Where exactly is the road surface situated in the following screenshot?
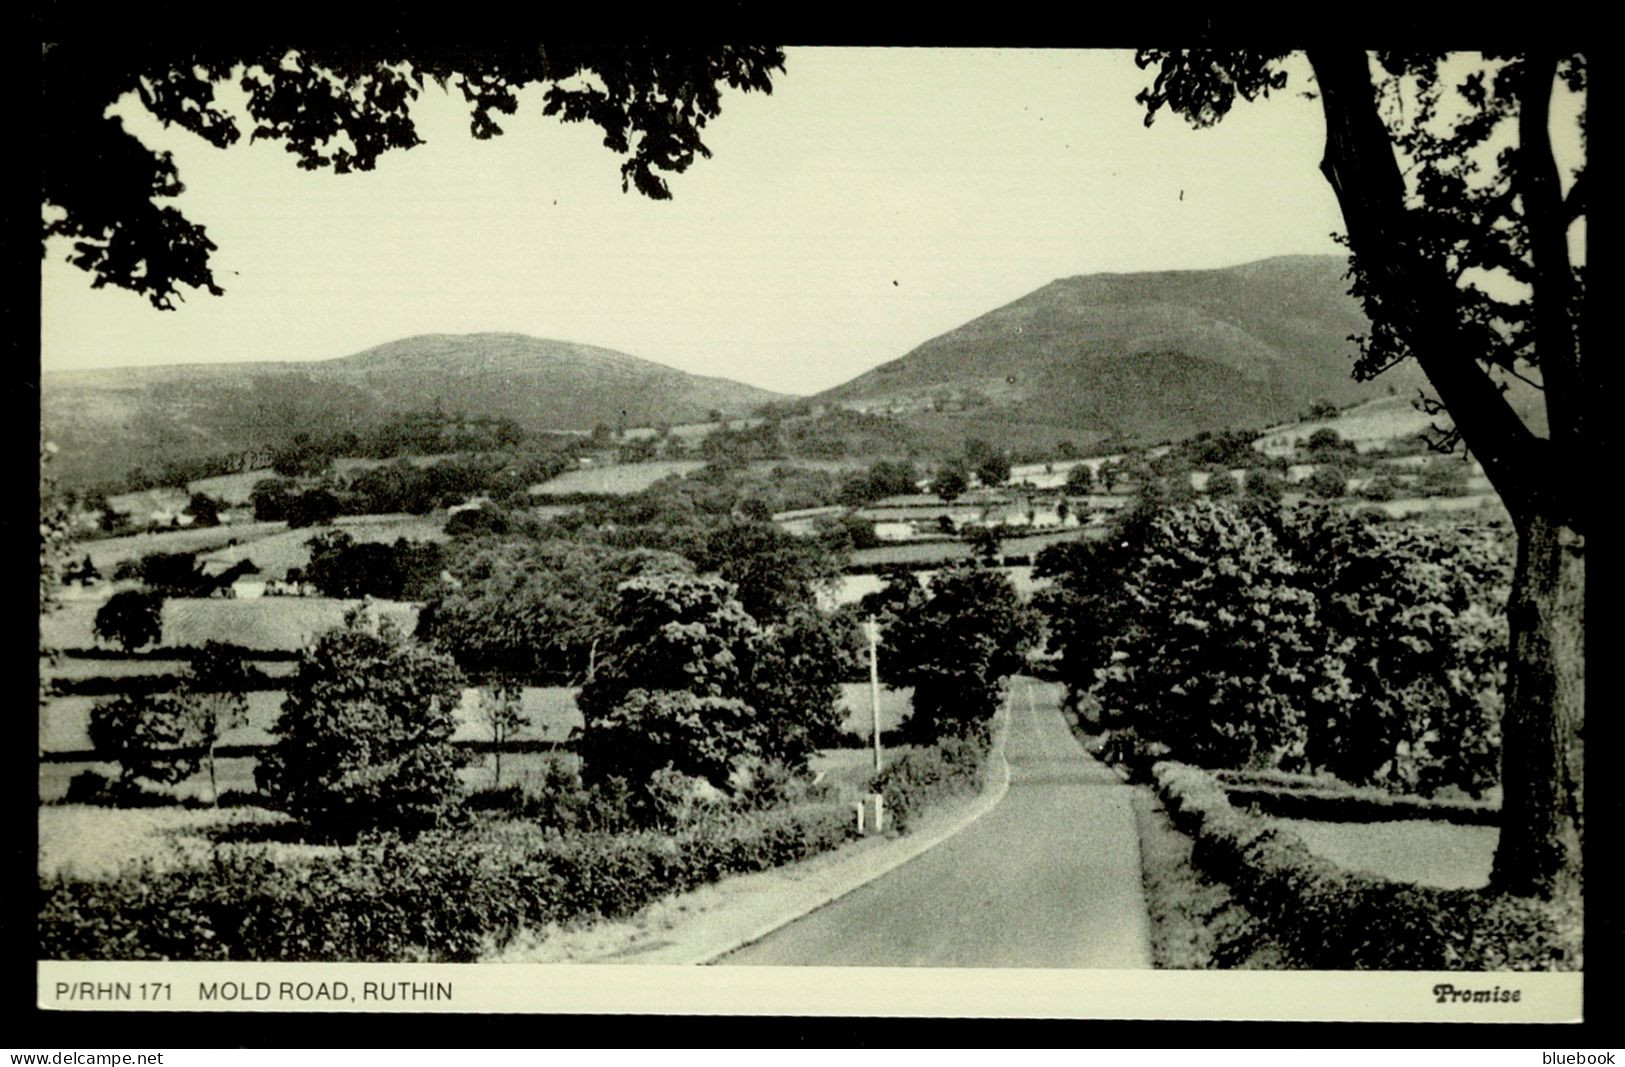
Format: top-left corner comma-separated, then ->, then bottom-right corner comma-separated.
718,678 -> 1151,967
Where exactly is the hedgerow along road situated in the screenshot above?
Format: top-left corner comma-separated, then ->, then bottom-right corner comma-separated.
718,678 -> 1153,967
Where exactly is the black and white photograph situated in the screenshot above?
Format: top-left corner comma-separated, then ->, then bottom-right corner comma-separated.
34,32 -> 1587,1020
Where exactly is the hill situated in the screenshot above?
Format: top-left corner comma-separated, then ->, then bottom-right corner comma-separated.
41,333 -> 786,485
818,255 -> 1430,448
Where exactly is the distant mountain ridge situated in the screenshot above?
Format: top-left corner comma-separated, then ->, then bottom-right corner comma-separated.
818,254 -> 1428,446
41,333 -> 786,484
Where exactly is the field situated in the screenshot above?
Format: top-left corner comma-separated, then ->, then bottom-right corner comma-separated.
849,529 -> 1089,570
193,512 -> 449,579
40,682 -> 583,757
835,683 -> 914,739
72,521 -> 288,575
188,467 -> 276,505
529,460 -> 705,496
1255,396 -> 1439,455
1272,816 -> 1497,890
824,566 -> 1046,609
39,597 -> 422,654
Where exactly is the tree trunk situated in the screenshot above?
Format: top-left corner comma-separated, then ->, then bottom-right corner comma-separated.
1305,49 -> 1585,897
1491,514 -> 1584,897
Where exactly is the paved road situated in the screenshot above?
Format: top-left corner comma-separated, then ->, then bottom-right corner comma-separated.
718,679 -> 1152,967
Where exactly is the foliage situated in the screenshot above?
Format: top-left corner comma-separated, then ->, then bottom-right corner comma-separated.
1305,465 -> 1350,499
285,488 -> 341,528
303,531 -> 446,600
576,573 -> 764,794
746,605 -> 852,763
877,561 -> 1037,743
184,492 -> 222,527
255,608 -> 467,839
1135,47 -> 1586,894
963,438 -> 1010,487
42,41 -> 786,308
87,692 -> 201,788
475,679 -> 530,788
1277,507 -> 1509,795
693,519 -> 842,626
93,590 -> 164,651
40,444 -> 74,704
418,539 -> 691,686
932,465 -> 968,503
1063,463 -> 1097,495
871,729 -> 992,833
1042,499 -> 1510,795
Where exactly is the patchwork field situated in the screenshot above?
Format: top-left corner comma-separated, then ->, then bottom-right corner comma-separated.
39,597 -> 422,654
529,460 -> 705,496
188,468 -> 276,505
1256,397 -> 1439,455
1273,816 -> 1497,890
71,522 -> 289,575
193,512 -> 449,579
849,529 -> 1089,570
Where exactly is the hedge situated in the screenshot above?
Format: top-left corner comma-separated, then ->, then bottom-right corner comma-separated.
1221,783 -> 1500,826
1151,762 -> 1579,970
1211,768 -> 1499,825
870,727 -> 992,833
39,802 -> 855,962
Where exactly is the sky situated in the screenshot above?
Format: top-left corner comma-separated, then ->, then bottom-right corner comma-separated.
39,48 -> 1353,396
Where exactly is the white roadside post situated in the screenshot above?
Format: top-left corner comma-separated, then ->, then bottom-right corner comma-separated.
865,616 -> 883,774
865,616 -> 886,833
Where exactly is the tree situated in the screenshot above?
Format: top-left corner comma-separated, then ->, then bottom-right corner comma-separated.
185,492 -> 222,528
881,561 -> 1038,743
256,608 -> 466,838
1136,49 -> 1586,894
88,692 -> 202,791
475,678 -> 530,788
93,590 -> 164,651
285,488 -> 341,528
1064,463 -> 1097,495
40,444 -> 73,707
694,520 -> 841,626
176,640 -> 260,804
1305,465 -> 1350,499
419,540 -> 692,686
576,574 -> 765,797
932,466 -> 968,504
964,438 -> 1011,487
746,605 -> 850,766
41,40 -> 786,309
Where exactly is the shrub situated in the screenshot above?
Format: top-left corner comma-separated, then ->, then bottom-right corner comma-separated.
255,607 -> 467,839
87,692 -> 202,789
93,591 -> 164,652
871,725 -> 991,833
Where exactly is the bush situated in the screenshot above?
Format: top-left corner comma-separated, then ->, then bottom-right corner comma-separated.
87,692 -> 202,788
93,591 -> 164,652
1151,762 -> 1579,970
255,608 -> 467,839
870,725 -> 991,833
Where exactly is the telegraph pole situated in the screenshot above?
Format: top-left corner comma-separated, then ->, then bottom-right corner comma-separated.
865,616 -> 883,773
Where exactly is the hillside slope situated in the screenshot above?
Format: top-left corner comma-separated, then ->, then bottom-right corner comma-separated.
819,255 -> 1429,446
41,333 -> 785,484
